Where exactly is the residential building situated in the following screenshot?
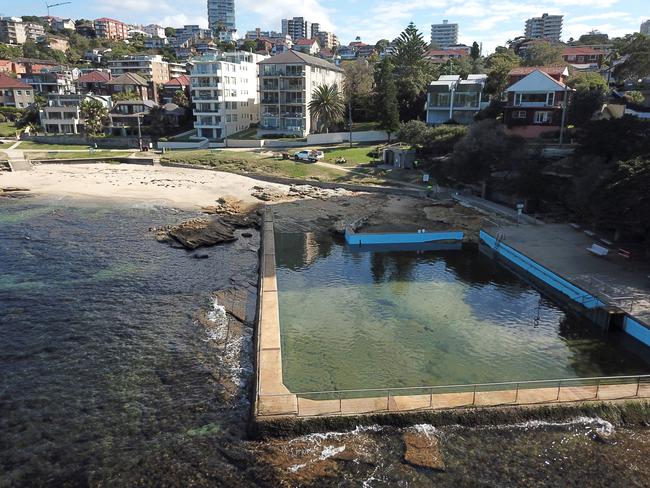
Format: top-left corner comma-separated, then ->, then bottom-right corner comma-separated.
190,51 -> 266,140
431,20 -> 458,48
144,24 -> 166,38
426,74 -> 488,125
245,28 -> 286,40
25,23 -> 46,41
338,46 -> 358,60
258,50 -> 344,136
504,67 -> 572,138
106,72 -> 150,100
84,48 -> 111,64
315,31 -> 339,50
282,17 -> 311,40
561,47 -> 604,71
75,23 -> 95,38
525,13 -> 563,41
507,66 -> 569,86
20,70 -> 77,95
425,49 -> 468,63
108,55 -> 174,85
161,74 -> 190,104
0,17 -> 27,45
76,70 -> 111,95
0,73 -> 34,108
144,37 -> 169,49
168,62 -> 188,79
174,25 -> 212,45
208,0 -> 236,36
94,18 -> 129,40
294,38 -> 320,55
52,18 -> 75,32
108,99 -> 156,137
40,93 -> 112,134
640,20 -> 650,36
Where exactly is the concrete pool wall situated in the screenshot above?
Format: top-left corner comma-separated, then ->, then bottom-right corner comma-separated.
480,230 -> 650,348
253,214 -> 650,419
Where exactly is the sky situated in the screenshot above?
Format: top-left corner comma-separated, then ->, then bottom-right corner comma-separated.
3,0 -> 648,53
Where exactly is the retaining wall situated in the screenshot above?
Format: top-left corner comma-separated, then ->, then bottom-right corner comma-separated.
32,157 -> 154,166
306,130 -> 393,145
158,140 -> 208,150
22,135 -> 145,149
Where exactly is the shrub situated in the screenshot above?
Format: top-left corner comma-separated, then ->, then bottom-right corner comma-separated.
398,120 -> 467,156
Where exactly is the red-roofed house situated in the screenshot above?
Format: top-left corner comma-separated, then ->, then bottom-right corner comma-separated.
504,68 -> 573,138
0,73 -> 35,108
0,60 -> 14,74
161,74 -> 190,104
425,49 -> 468,63
76,70 -> 111,95
507,66 -> 569,86
561,47 -> 604,71
293,38 -> 320,55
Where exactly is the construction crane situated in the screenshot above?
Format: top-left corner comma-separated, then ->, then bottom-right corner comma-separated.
46,1 -> 72,17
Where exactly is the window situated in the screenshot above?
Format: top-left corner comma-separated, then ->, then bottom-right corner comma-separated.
513,110 -> 526,119
16,90 -> 22,95
546,92 -> 555,106
534,111 -> 551,124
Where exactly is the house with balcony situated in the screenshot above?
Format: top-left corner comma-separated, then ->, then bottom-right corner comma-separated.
504,68 -> 573,138
76,70 -> 111,95
258,50 -> 344,137
108,99 -> 157,136
162,74 -> 191,104
40,93 -> 112,134
561,47 -> 604,72
0,73 -> 34,108
426,74 -> 488,125
106,72 -> 150,100
190,51 -> 267,141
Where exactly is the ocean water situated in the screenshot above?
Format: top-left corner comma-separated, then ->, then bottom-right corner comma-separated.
0,198 -> 259,486
275,232 -> 650,393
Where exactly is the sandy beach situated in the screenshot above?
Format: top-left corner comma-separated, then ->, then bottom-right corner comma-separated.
0,163 -> 290,210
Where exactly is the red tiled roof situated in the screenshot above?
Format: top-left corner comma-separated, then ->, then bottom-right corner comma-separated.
94,18 -> 125,23
425,49 -> 468,57
508,66 -> 568,76
77,70 -> 111,83
164,74 -> 190,87
562,47 -> 602,56
0,73 -> 32,89
296,38 -> 316,45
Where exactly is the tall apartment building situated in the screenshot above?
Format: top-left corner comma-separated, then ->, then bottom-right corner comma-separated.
641,20 -> 650,36
94,18 -> 129,40
108,55 -> 184,86
25,22 -> 46,41
525,13 -> 563,41
190,51 -> 266,140
281,17 -> 312,40
315,31 -> 339,49
245,28 -> 286,40
431,20 -> 458,48
0,17 -> 27,45
208,0 -> 236,36
258,50 -> 344,136
173,25 -> 212,45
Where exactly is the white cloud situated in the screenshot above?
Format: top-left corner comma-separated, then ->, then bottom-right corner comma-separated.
157,14 -> 209,29
237,0 -> 337,32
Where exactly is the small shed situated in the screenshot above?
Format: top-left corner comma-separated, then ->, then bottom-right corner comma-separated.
383,145 -> 416,169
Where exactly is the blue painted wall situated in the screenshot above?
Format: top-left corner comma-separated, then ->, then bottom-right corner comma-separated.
346,230 -> 464,246
480,230 -> 604,309
623,316 -> 650,347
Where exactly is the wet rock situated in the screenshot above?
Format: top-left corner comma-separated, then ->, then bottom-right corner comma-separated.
592,431 -> 614,445
330,216 -> 367,235
402,431 -> 445,471
192,253 -> 210,259
168,218 -> 237,250
214,287 -> 250,323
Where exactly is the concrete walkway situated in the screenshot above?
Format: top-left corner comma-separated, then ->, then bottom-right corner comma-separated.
496,224 -> 650,322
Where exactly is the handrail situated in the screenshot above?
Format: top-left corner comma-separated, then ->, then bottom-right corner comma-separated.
261,374 -> 650,398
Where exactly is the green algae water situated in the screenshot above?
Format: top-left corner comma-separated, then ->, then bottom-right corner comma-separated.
275,232 -> 650,393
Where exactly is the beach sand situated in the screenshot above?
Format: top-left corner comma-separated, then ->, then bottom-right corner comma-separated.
0,163 -> 290,210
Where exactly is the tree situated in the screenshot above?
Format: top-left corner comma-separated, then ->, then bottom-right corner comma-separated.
397,120 -> 467,155
612,34 -> 650,81
470,41 -> 480,60
484,49 -> 521,97
172,90 -> 189,108
148,106 -> 171,136
0,43 -> 22,59
241,39 -> 257,52
165,27 -> 176,38
112,91 -> 141,102
80,99 -> 109,136
451,119 -> 527,193
577,116 -> 650,163
308,84 -> 345,133
524,41 -> 563,66
392,22 -> 436,121
342,59 -> 375,122
374,57 -> 400,139
567,72 -> 609,126
375,39 -> 390,53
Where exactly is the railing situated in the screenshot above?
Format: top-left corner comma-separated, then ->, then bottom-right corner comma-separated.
256,374 -> 650,417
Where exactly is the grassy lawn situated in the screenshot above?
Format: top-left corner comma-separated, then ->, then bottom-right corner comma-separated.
26,151 -> 131,160
322,144 -> 382,167
161,149 -> 395,184
0,122 -> 19,137
351,121 -> 382,132
17,141 -> 91,150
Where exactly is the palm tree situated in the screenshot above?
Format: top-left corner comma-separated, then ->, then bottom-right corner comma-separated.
309,84 -> 345,133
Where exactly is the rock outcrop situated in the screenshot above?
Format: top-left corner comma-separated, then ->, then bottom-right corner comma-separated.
402,431 -> 445,471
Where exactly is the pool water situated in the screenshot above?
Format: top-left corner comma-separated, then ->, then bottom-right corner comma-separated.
275,233 -> 650,393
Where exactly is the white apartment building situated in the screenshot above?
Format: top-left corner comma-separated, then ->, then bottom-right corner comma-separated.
40,93 -> 112,134
0,17 -> 27,45
641,20 -> 650,36
144,24 -> 166,38
258,50 -> 344,137
525,13 -> 563,41
431,20 -> 458,48
25,22 -> 46,41
190,51 -> 267,140
52,18 -> 75,32
108,55 -> 182,85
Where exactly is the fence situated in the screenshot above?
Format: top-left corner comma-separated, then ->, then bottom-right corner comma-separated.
306,130 -> 394,145
256,374 -> 650,417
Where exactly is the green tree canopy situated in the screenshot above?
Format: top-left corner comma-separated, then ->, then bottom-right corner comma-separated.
524,41 -> 564,66
612,34 -> 650,81
308,84 -> 345,133
577,116 -> 650,162
172,90 -> 190,108
484,49 -> 521,97
374,57 -> 400,137
80,99 -> 109,136
567,72 -> 609,125
398,120 -> 467,155
342,59 -> 375,122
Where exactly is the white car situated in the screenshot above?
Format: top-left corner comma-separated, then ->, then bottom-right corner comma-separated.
293,150 -> 324,162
